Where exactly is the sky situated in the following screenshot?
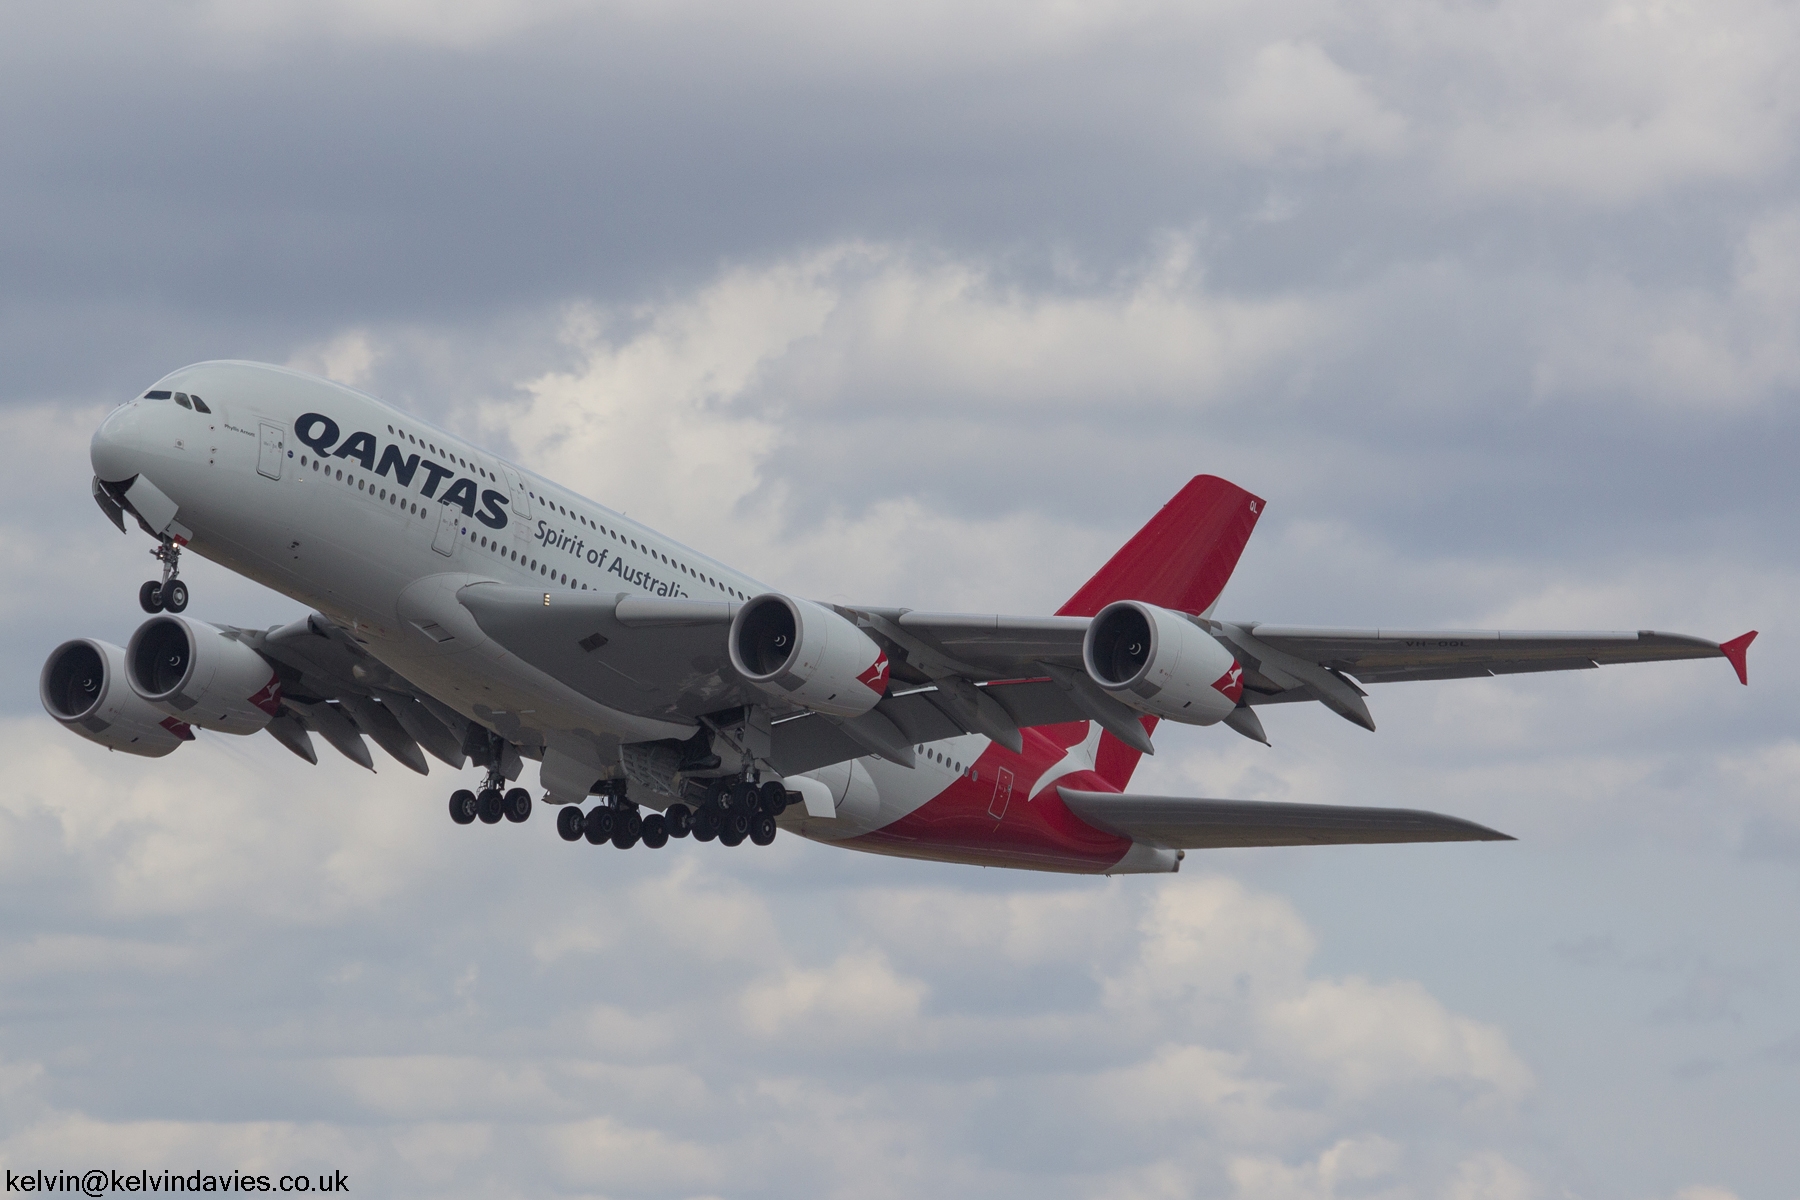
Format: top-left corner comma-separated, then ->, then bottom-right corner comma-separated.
1,1 -> 1796,1197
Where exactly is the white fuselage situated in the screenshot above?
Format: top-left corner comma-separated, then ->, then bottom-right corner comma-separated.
87,361 -> 1156,871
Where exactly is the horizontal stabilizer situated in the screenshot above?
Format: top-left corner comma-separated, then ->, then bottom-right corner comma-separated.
1058,787 -> 1511,849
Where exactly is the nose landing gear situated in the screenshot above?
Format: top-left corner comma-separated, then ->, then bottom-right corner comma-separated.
139,537 -> 188,613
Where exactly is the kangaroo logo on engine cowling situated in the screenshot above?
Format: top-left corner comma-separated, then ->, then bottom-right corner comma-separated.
856,654 -> 891,696
295,412 -> 510,530
1212,663 -> 1244,703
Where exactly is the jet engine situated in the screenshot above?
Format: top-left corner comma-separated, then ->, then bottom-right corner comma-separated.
40,638 -> 194,757
729,593 -> 891,718
126,615 -> 283,734
1083,600 -> 1243,726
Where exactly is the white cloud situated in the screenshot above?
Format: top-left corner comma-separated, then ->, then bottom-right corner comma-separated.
1209,41 -> 1408,166
1533,206 -> 1800,406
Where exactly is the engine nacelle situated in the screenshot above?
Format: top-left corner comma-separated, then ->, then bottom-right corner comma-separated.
126,615 -> 283,735
1083,601 -> 1244,726
729,593 -> 891,719
40,638 -> 194,757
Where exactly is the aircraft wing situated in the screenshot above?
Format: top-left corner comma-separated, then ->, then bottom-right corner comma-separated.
1058,787 -> 1512,848
452,585 -> 1754,762
1226,624 -> 1746,686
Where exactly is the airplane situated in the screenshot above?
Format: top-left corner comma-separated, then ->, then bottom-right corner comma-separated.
39,361 -> 1757,874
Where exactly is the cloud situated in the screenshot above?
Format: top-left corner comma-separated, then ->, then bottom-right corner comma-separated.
4,0 -> 1799,1194
1209,41 -> 1409,166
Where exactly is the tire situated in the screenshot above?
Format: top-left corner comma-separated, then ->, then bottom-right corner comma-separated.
556,805 -> 586,842
750,811 -> 777,845
640,814 -> 669,848
712,779 -> 736,812
138,581 -> 164,613
584,807 -> 615,845
759,780 -> 788,815
718,822 -> 747,847
611,809 -> 641,849
476,788 -> 504,824
692,810 -> 718,842
162,579 -> 189,613
665,804 -> 693,838
504,788 -> 532,823
449,789 -> 478,825
722,811 -> 750,840
730,780 -> 759,812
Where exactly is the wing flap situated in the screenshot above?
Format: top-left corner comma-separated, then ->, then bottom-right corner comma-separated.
1058,787 -> 1512,848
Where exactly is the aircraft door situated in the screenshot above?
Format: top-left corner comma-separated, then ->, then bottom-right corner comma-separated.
500,465 -> 531,522
988,766 -> 1014,820
257,423 -> 284,480
431,501 -> 460,556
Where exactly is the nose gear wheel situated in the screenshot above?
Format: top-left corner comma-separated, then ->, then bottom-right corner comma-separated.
140,536 -> 187,613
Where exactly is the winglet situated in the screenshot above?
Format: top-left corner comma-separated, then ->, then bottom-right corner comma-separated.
1720,631 -> 1756,685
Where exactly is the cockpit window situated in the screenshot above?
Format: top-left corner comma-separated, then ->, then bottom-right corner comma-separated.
144,390 -> 172,400
173,392 -> 193,409
189,394 -> 211,413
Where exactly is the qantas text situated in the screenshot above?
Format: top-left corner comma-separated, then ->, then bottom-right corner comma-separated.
294,413 -> 509,530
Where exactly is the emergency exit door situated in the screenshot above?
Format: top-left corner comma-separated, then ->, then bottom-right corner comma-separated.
257,423 -> 284,480
431,501 -> 460,556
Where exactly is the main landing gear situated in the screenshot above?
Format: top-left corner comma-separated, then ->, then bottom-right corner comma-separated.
556,777 -> 793,851
138,536 -> 188,613
448,763 -> 532,827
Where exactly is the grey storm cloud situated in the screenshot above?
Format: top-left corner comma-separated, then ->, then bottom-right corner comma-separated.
1,1 -> 1797,1197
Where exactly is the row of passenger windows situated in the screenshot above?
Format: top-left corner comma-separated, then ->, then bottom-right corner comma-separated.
914,745 -> 977,779
380,419 -> 746,600
142,389 -> 212,414
298,452 -> 591,590
519,486 -> 750,600
300,454 -> 430,518
385,423 -> 498,483
314,427 -> 753,601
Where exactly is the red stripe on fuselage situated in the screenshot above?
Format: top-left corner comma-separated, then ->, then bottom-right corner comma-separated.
843,722 -> 1134,873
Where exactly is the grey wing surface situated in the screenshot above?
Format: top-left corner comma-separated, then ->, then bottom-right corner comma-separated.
1216,623 -> 1739,698
1058,788 -> 1512,848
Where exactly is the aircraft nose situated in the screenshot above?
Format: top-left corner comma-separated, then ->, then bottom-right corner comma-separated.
91,401 -> 147,483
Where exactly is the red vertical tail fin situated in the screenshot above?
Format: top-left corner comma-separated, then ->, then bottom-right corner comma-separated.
1056,475 -> 1265,619
1062,475 -> 1264,791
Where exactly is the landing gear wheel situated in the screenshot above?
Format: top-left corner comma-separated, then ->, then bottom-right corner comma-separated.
476,788 -> 504,824
161,579 -> 189,613
692,809 -> 719,842
718,821 -> 747,847
556,805 -> 586,841
750,811 -> 777,845
721,810 -> 750,841
759,780 -> 788,815
449,789 -> 478,825
730,780 -> 759,812
139,581 -> 164,613
503,788 -> 533,823
665,804 -> 693,838
640,814 -> 669,848
611,808 -> 642,849
584,807 -> 615,845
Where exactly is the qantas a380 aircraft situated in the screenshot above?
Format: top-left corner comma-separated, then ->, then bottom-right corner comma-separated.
41,361 -> 1757,874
